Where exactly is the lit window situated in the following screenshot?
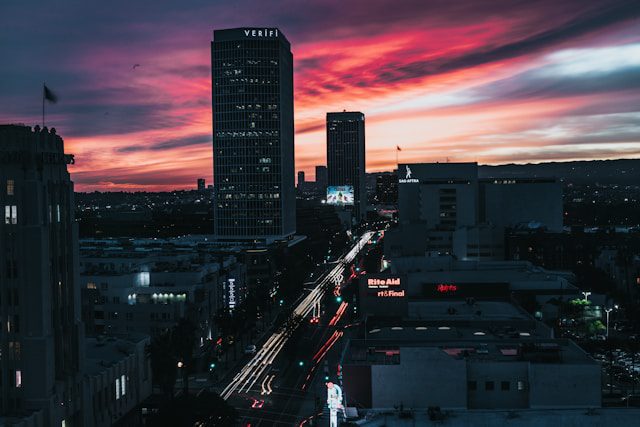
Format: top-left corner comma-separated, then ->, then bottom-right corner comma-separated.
121,374 -> 126,396
4,205 -> 17,225
7,180 -> 14,196
15,370 -> 22,388
115,378 -> 121,400
56,204 -> 61,222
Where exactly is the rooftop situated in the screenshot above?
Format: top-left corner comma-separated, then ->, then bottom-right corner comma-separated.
85,333 -> 149,375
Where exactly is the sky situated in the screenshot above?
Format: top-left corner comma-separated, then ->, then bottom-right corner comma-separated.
1,0 -> 639,191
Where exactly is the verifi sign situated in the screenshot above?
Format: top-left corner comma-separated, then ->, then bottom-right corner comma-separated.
244,28 -> 279,37
367,277 -> 401,289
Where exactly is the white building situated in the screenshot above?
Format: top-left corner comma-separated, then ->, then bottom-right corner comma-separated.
79,238 -> 247,342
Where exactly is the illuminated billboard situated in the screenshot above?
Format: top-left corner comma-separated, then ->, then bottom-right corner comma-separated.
326,186 -> 354,206
360,274 -> 408,316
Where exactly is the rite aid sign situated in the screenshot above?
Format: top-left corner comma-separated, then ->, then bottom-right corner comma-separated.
367,277 -> 401,289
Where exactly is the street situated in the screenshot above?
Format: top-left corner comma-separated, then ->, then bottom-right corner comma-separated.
218,231 -> 374,425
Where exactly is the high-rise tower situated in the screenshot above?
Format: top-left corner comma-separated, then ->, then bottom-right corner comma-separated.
326,112 -> 366,222
212,28 -> 295,244
0,124 -> 84,424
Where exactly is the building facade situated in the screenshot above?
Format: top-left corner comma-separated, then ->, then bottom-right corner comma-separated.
0,125 -> 150,426
79,238 -> 247,342
0,125 -> 84,425
327,112 -> 366,222
388,163 -> 562,260
212,27 -> 295,244
315,165 -> 328,193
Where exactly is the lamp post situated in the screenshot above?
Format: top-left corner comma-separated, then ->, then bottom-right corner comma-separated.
604,305 -> 618,338
581,291 -> 591,303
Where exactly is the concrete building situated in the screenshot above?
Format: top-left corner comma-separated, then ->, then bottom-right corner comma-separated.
79,238 -> 247,342
297,171 -> 305,189
375,172 -> 398,205
0,125 -> 150,426
0,124 -> 84,425
197,178 -> 206,191
327,112 -> 366,222
315,165 -> 328,193
82,334 -> 151,427
211,27 -> 295,244
342,300 -> 600,410
388,163 -> 562,260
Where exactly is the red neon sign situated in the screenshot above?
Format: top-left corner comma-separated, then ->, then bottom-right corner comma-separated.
437,284 -> 458,293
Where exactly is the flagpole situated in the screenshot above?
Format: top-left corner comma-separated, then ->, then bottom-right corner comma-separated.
42,82 -> 45,128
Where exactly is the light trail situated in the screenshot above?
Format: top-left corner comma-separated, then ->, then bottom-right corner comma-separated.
328,301 -> 348,327
220,231 -> 373,400
302,330 -> 344,390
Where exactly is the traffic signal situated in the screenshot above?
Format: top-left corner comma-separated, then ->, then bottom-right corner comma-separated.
298,360 -> 304,367
336,296 -> 343,303
209,362 -> 216,370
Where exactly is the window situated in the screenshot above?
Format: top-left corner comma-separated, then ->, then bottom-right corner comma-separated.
517,380 -> 526,391
501,381 -> 510,391
15,370 -> 22,388
6,180 -> 14,196
468,380 -> 477,391
485,381 -> 494,391
9,342 -> 20,361
121,374 -> 126,397
115,378 -> 121,400
4,205 -> 17,225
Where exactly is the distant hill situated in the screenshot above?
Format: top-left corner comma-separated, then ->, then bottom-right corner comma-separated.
479,159 -> 640,185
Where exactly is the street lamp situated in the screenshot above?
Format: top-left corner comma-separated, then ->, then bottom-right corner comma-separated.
581,291 -> 591,303
604,305 -> 618,338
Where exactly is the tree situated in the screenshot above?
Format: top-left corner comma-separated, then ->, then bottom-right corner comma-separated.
146,318 -> 198,400
146,330 -> 178,400
173,318 -> 197,396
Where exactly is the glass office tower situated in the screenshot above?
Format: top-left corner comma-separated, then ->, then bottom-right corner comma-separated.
212,28 -> 295,243
327,111 -> 366,222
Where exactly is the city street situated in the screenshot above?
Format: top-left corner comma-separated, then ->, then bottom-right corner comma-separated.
217,231 -> 374,425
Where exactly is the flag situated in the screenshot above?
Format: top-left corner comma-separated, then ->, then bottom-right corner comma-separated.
396,146 -> 401,151
44,84 -> 58,103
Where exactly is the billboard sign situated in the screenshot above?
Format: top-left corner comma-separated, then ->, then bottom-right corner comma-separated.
421,282 -> 509,299
326,186 -> 354,206
360,274 -> 408,316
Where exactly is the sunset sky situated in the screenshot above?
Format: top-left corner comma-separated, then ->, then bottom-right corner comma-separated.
1,0 -> 639,191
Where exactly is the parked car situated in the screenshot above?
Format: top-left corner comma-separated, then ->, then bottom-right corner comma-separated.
244,344 -> 257,355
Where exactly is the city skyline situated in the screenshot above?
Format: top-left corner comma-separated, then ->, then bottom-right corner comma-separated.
1,0 -> 639,191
